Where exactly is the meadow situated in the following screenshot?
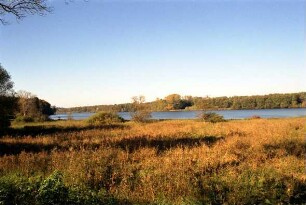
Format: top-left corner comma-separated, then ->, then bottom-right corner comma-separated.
0,117 -> 305,204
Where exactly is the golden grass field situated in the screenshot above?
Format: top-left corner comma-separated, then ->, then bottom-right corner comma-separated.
0,117 -> 305,204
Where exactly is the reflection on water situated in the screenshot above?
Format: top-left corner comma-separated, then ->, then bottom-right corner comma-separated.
50,108 -> 306,120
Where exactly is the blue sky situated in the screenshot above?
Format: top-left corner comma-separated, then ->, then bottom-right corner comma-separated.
0,0 -> 305,107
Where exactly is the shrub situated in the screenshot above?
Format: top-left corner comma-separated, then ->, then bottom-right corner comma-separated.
68,188 -> 120,205
37,171 -> 69,205
87,112 -> 124,125
131,110 -> 152,122
0,172 -> 120,205
34,115 -> 50,122
0,174 -> 41,205
197,112 -> 225,123
14,114 -> 50,123
14,115 -> 34,123
250,115 -> 261,119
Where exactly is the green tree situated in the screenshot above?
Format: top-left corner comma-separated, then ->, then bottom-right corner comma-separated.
0,65 -> 13,96
255,96 -> 265,109
232,97 -> 242,110
0,64 -> 16,129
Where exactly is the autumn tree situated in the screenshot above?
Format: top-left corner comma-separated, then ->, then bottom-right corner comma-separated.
164,94 -> 181,110
164,94 -> 192,110
151,98 -> 167,111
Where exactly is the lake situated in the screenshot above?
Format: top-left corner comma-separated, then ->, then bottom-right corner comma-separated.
50,108 -> 306,120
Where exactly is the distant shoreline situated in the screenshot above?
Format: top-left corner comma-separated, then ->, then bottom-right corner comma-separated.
56,92 -> 306,114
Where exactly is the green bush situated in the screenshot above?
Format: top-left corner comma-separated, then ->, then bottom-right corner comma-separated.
0,174 -> 41,205
0,172 -> 120,205
37,171 -> 69,205
14,114 -> 50,123
68,188 -> 120,205
196,175 -> 230,204
197,112 -> 225,123
87,112 -> 124,126
14,115 -> 35,123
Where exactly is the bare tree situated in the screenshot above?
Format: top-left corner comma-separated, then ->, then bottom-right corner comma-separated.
17,90 -> 36,116
131,95 -> 151,122
0,0 -> 51,24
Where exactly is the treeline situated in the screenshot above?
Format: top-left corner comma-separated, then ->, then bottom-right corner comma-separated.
57,92 -> 306,113
188,92 -> 306,110
1,90 -> 56,125
14,90 -> 56,122
0,65 -> 55,128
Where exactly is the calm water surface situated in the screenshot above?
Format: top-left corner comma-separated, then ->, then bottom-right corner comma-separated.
50,108 -> 306,120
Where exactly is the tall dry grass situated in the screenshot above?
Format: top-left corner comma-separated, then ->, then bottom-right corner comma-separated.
0,118 -> 305,204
